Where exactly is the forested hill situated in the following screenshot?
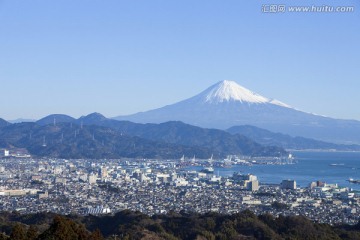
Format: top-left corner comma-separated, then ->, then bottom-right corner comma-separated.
0,114 -> 287,159
0,122 -> 211,159
0,210 -> 360,240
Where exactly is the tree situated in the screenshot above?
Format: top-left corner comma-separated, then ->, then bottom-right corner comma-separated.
90,229 -> 104,240
0,232 -> 8,240
10,223 -> 26,240
26,225 -> 39,240
38,215 -> 90,240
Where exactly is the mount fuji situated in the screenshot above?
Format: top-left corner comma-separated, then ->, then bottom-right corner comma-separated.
115,80 -> 360,144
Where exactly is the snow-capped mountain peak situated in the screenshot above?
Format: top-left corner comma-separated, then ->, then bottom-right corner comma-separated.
204,80 -> 269,104
203,80 -> 290,108
201,80 -> 292,108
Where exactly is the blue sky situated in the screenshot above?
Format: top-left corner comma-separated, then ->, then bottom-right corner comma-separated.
0,0 -> 359,120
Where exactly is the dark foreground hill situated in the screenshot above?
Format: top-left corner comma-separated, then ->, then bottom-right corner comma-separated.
0,210 -> 360,240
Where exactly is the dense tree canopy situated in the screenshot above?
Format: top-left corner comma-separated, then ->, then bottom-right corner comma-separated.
0,210 -> 359,239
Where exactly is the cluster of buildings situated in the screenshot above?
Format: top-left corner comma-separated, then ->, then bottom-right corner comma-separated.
0,157 -> 359,225
0,148 -> 30,158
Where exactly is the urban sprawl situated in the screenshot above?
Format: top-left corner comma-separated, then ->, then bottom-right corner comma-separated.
0,151 -> 359,226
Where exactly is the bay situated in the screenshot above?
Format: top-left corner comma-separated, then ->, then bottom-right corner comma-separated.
187,151 -> 360,190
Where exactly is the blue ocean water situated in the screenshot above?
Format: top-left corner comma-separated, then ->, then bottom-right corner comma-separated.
188,151 -> 360,190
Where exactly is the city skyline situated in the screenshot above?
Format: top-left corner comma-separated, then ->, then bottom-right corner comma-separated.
0,0 -> 359,120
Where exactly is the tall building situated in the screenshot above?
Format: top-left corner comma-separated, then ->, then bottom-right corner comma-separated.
247,180 -> 259,191
233,173 -> 259,191
281,180 -> 296,190
100,167 -> 108,178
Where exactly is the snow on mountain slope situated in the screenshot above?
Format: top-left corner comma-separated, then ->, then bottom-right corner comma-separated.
204,80 -> 269,104
203,80 -> 290,108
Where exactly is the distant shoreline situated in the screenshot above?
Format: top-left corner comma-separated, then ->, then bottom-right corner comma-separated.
287,149 -> 360,153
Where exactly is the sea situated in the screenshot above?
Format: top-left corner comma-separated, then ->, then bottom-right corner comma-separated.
187,151 -> 360,191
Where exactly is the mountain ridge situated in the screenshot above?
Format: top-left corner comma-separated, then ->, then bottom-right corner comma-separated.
0,122 -> 213,159
0,118 -> 9,128
2,112 -> 358,154
37,114 -> 75,126
227,125 -> 360,151
0,114 -> 287,158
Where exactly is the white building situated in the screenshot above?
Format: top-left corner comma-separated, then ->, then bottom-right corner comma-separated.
88,174 -> 97,184
247,180 -> 259,191
174,178 -> 189,187
1,149 -> 9,157
86,206 -> 111,215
